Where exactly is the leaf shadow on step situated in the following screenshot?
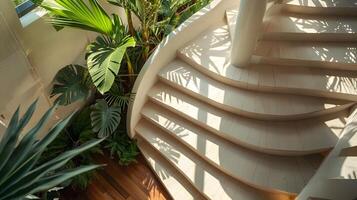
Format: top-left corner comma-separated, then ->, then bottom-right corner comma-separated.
283,0 -> 357,7
262,13 -> 357,95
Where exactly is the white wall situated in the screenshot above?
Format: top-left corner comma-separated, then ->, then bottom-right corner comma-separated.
0,0 -> 126,133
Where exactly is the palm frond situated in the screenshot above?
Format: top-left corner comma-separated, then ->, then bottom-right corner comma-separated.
40,0 -> 113,35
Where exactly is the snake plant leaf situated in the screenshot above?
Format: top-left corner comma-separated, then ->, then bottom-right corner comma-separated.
1,138 -> 104,198
0,100 -> 38,173
23,165 -> 101,198
0,104 -> 57,183
39,0 -> 113,35
87,35 -> 136,94
51,64 -> 92,106
0,101 -> 104,200
91,99 -> 121,138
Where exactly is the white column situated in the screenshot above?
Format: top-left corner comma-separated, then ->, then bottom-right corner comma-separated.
231,0 -> 267,67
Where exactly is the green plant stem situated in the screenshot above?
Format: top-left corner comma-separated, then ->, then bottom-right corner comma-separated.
125,9 -> 135,37
142,28 -> 150,61
125,52 -> 135,84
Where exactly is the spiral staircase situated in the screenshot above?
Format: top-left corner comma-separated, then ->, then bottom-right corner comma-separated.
128,0 -> 357,199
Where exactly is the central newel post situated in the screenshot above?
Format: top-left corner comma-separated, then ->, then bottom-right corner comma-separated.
231,0 -> 267,67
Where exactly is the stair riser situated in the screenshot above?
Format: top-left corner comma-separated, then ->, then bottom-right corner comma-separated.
138,117 -> 299,196
178,51 -> 357,101
263,33 -> 357,42
158,76 -> 353,121
252,56 -> 357,71
280,5 -> 357,16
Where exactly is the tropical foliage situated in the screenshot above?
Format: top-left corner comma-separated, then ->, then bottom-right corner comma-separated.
90,99 -> 121,138
51,64 -> 93,106
30,0 -> 211,194
39,107 -> 103,190
0,101 -> 104,200
38,0 -> 136,94
105,129 -> 139,166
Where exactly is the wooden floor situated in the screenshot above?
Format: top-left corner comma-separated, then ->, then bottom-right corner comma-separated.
85,154 -> 172,200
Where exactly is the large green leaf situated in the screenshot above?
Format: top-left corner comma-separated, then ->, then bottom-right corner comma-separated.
0,101 -> 104,200
87,35 -> 136,94
39,0 -> 113,35
90,99 -> 121,138
104,82 -> 134,108
51,64 -> 93,106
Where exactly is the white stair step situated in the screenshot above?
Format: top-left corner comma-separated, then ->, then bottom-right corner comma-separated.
136,121 -> 290,199
158,60 -> 350,120
147,87 -> 347,155
264,14 -> 357,41
140,104 -> 324,194
178,23 -> 357,101
253,41 -> 357,71
225,9 -> 357,70
280,0 -> 357,16
139,141 -> 206,200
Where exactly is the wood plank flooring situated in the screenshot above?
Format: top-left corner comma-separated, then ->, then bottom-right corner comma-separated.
85,154 -> 172,200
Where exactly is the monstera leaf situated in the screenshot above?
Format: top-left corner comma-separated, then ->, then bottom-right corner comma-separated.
87,35 -> 136,94
90,99 -> 121,138
51,64 -> 92,106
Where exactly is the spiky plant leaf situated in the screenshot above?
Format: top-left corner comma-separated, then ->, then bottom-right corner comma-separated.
51,64 -> 93,106
91,99 -> 121,138
0,101 -> 104,200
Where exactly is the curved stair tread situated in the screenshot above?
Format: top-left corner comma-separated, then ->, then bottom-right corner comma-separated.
283,0 -> 357,8
139,109 -> 324,194
147,87 -> 347,155
136,121 -> 289,199
264,14 -> 357,41
254,41 -> 357,71
139,141 -> 205,200
279,0 -> 357,16
178,23 -> 357,100
159,60 -> 349,120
